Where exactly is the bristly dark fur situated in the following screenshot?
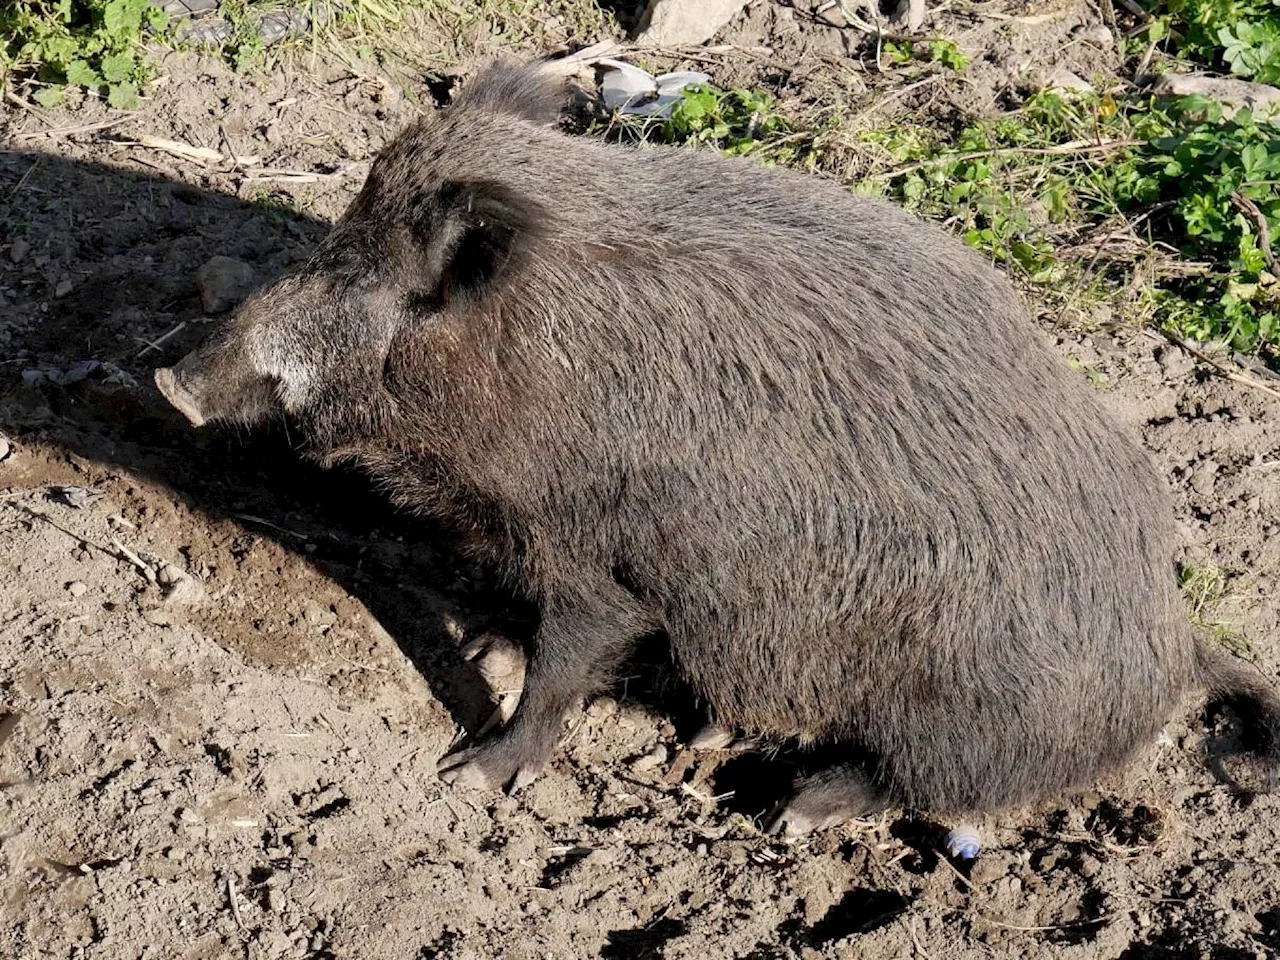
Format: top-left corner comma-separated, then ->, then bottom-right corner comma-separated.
155,60 -> 1280,818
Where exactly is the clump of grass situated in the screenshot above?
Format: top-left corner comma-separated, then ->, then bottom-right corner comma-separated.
1179,564 -> 1253,658
1,0 -> 170,109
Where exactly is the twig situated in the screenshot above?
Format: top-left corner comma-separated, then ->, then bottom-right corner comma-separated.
935,848 -> 973,889
240,165 -> 354,183
970,911 -> 1119,933
1164,332 -> 1280,403
872,138 -> 1141,179
905,917 -> 933,960
15,117 -> 130,141
110,537 -> 156,577
123,133 -> 224,165
111,133 -> 263,168
135,320 -> 188,358
1115,0 -> 1149,19
1230,192 -> 1278,275
232,513 -> 311,540
226,876 -> 243,929
4,89 -> 51,121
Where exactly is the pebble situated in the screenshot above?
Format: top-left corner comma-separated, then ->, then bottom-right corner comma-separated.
195,256 -> 257,313
46,485 -> 102,509
1072,23 -> 1114,48
301,599 -> 336,626
1046,68 -> 1094,95
1156,344 -> 1196,379
156,563 -> 184,587
54,278 -> 74,298
162,572 -> 207,608
1189,459 -> 1219,497
9,237 -> 28,263
635,0 -> 751,47
631,744 -> 669,772
66,581 -> 88,598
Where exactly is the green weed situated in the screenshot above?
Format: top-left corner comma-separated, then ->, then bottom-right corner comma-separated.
1144,0 -> 1280,83
1,0 -> 169,109
601,84 -> 834,172
883,37 -> 971,71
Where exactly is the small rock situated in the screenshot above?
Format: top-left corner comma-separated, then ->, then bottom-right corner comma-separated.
156,563 -> 185,587
1152,73 -> 1280,122
1189,459 -> 1218,497
195,256 -> 257,313
161,568 -> 206,607
46,485 -> 103,509
54,278 -> 74,298
816,4 -> 847,27
634,0 -> 750,46
9,237 -> 29,263
1141,388 -> 1179,423
586,696 -> 618,721
143,608 -> 176,627
66,581 -> 88,598
1156,345 -> 1196,379
1072,23 -> 1113,48
301,599 -> 335,626
165,846 -> 187,860
631,743 -> 669,772
1046,68 -> 1094,95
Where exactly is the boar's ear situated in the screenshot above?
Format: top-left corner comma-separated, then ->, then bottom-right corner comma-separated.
449,60 -> 566,126
401,180 -> 542,308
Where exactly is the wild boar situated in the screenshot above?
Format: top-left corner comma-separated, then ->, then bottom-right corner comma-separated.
155,59 -> 1280,835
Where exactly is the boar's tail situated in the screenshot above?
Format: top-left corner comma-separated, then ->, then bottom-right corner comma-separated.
1195,639 -> 1280,776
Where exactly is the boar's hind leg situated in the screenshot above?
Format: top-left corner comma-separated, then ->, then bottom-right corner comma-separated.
767,765 -> 889,839
437,582 -> 656,793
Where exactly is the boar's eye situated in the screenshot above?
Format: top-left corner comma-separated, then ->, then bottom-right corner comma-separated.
398,180 -> 542,313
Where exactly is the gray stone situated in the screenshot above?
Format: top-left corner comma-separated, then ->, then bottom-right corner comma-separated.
634,0 -> 750,47
195,256 -> 257,313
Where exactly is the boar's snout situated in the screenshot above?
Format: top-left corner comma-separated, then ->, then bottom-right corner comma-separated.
155,360 -> 206,428
154,344 -> 232,428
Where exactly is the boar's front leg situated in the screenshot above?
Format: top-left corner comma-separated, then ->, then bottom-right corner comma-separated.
437,581 -> 656,793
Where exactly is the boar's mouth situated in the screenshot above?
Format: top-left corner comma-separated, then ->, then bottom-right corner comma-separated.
154,366 -> 207,428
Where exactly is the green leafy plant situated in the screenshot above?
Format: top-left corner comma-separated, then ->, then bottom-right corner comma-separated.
601,84 -> 828,169
1,0 -> 169,109
863,87 -> 1279,360
883,37 -> 970,70
1143,0 -> 1280,84
661,85 -> 792,157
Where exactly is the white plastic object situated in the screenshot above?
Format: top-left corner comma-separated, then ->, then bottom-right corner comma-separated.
598,60 -> 711,118
945,823 -> 981,860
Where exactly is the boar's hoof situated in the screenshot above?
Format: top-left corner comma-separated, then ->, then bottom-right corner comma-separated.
437,741 -> 544,794
688,722 -> 737,751
461,631 -> 528,693
766,766 -> 887,839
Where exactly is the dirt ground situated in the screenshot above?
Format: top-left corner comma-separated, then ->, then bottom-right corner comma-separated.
2,1 -> 1279,958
